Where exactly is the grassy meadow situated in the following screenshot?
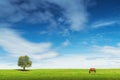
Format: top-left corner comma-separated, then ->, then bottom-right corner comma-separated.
0,69 -> 120,80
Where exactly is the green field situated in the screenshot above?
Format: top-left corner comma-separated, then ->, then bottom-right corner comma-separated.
0,69 -> 120,80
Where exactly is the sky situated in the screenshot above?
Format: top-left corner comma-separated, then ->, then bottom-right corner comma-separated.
0,0 -> 120,69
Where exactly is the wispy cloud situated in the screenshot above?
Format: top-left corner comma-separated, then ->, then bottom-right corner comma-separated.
92,20 -> 118,28
0,0 -> 88,32
0,28 -> 58,60
48,0 -> 88,31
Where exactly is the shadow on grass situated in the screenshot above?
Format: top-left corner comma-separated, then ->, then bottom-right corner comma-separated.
16,69 -> 30,71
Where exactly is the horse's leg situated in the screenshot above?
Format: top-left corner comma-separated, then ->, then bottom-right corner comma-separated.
94,70 -> 96,73
89,70 -> 91,74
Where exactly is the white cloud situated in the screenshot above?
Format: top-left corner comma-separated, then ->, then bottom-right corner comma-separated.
0,28 -> 58,60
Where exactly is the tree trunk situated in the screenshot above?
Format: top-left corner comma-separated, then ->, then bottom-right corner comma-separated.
23,67 -> 25,71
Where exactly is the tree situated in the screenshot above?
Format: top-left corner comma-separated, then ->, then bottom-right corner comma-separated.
18,55 -> 32,71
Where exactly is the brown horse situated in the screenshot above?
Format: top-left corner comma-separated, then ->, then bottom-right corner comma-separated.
89,68 -> 96,74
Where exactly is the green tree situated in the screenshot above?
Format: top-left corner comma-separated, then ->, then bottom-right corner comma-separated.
18,55 -> 32,71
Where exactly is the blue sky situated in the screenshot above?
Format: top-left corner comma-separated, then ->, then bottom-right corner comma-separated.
0,0 -> 120,69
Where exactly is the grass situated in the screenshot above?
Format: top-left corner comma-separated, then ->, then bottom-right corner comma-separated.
0,69 -> 120,80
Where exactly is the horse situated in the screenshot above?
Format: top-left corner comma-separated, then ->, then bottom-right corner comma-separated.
89,68 -> 96,74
